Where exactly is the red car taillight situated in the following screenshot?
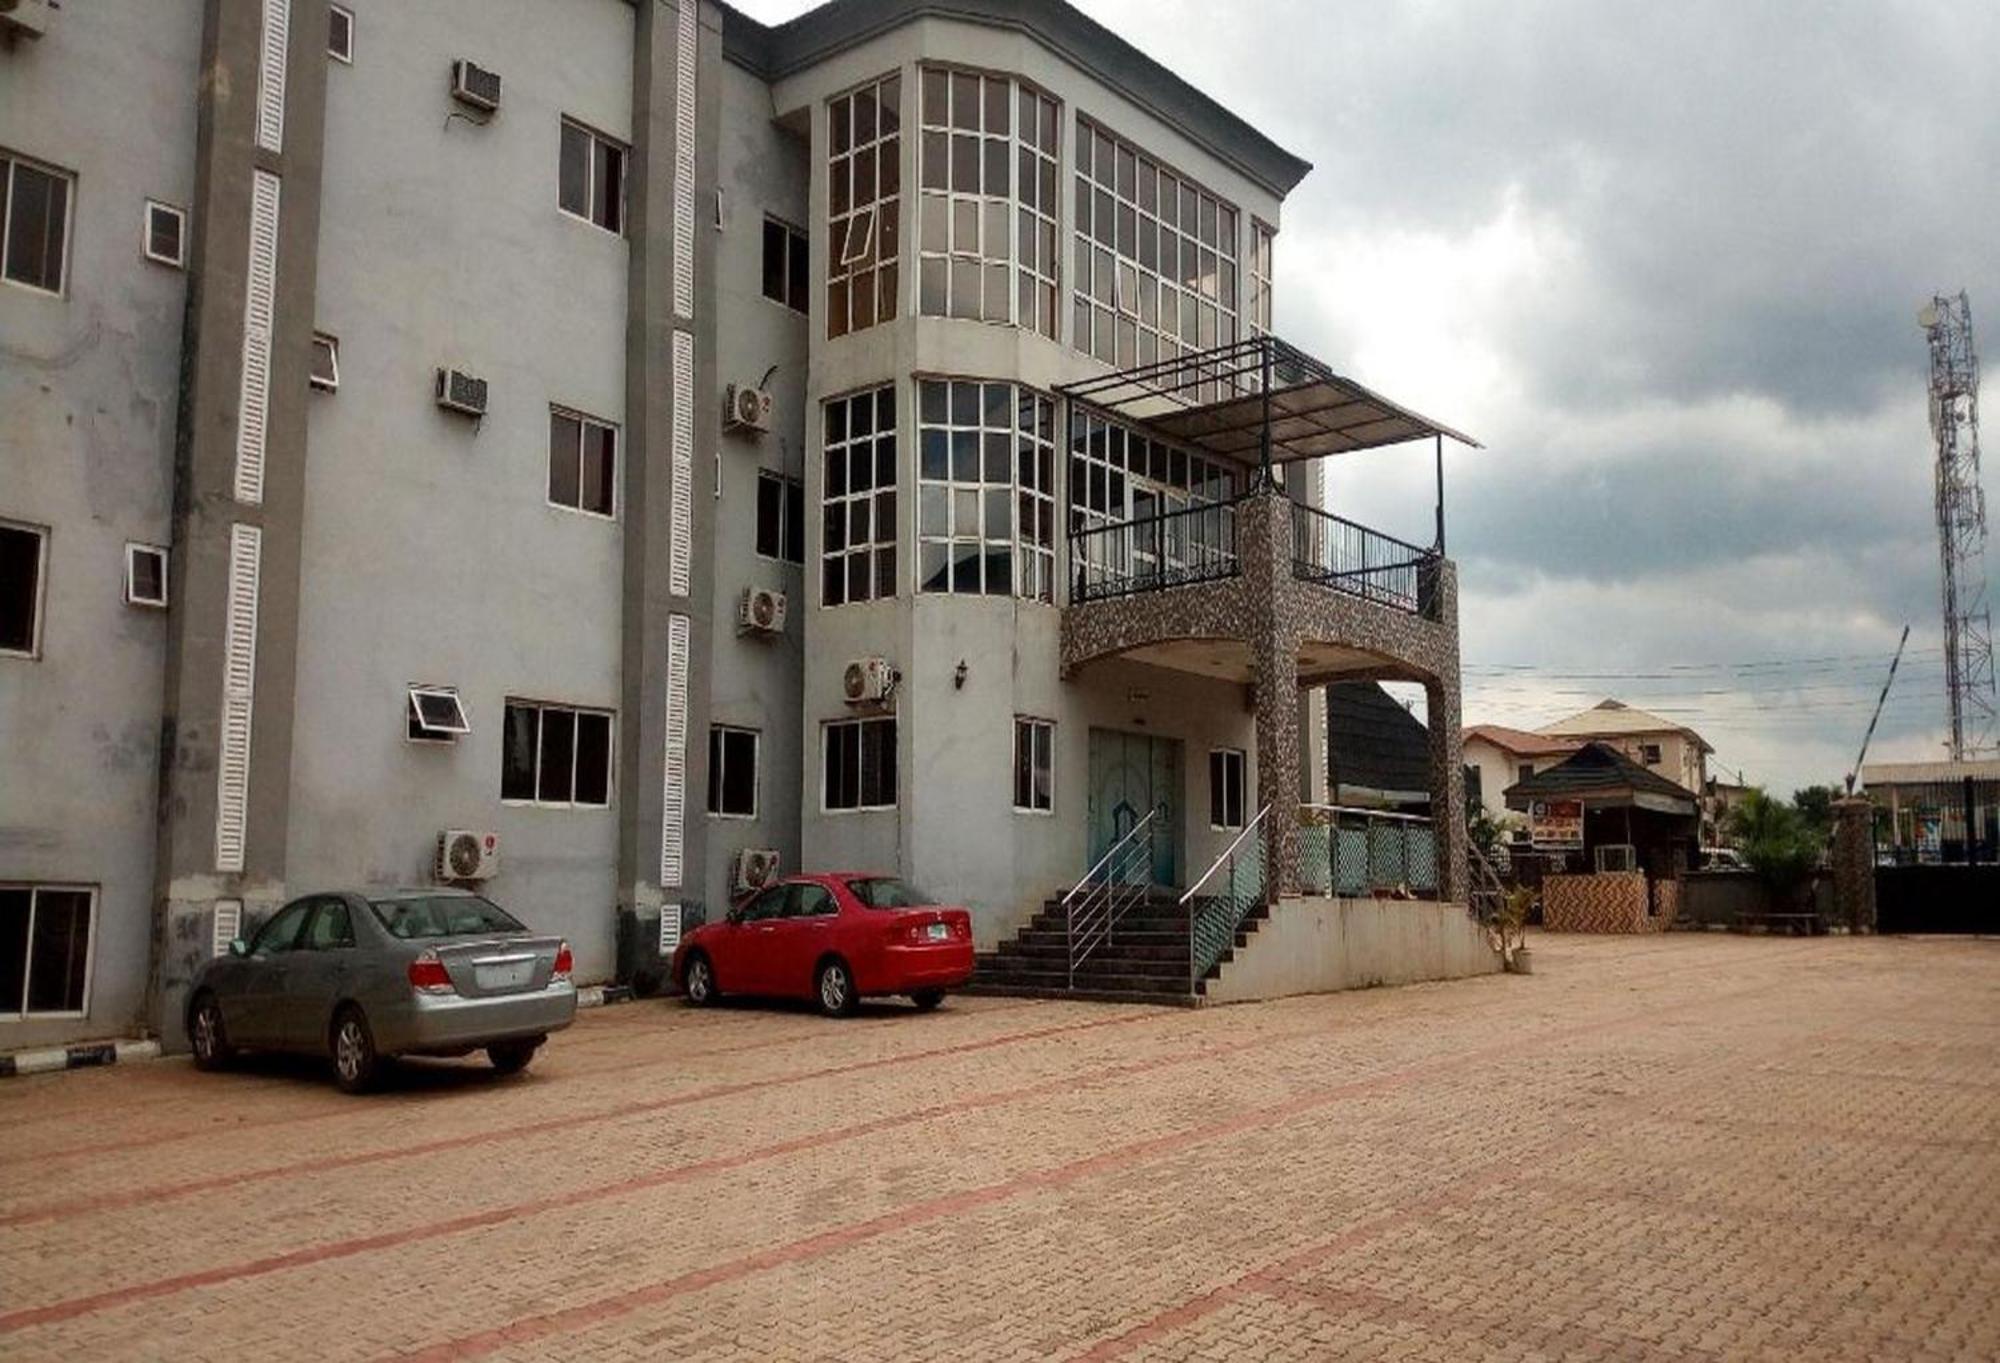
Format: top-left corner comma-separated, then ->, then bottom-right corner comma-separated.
553,941 -> 574,981
408,950 -> 455,995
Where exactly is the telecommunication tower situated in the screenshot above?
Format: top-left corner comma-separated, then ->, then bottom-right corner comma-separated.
1920,291 -> 1996,758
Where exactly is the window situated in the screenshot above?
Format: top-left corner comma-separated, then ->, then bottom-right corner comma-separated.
143,201 -> 186,269
369,894 -> 526,940
1067,409 -> 1240,590
1209,748 -> 1246,829
1517,762 -> 1534,786
548,409 -> 618,518
1,152 -> 74,294
785,883 -> 837,917
1640,743 -> 1663,766
825,74 -> 900,338
1013,717 -> 1054,813
739,884 -> 787,922
1,886 -> 95,1017
328,4 -> 354,62
558,118 -> 627,235
502,701 -> 614,808
407,685 -> 471,743
756,470 -> 805,564
821,386 -> 897,606
915,68 -> 1061,337
1247,221 -> 1274,336
304,899 -> 355,950
917,379 -> 1055,600
708,726 -> 759,818
846,876 -> 935,908
761,217 -> 809,312
0,520 -> 48,657
309,333 -> 340,392
824,717 -> 897,810
125,543 -> 168,609
1072,119 -> 1239,395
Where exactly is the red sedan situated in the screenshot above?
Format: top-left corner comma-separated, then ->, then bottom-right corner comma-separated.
672,873 -> 974,1016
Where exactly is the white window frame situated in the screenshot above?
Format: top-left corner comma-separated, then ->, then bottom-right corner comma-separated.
761,216 -> 809,313
1209,747 -> 1247,831
1013,716 -> 1055,814
547,406 -> 619,521
142,200 -> 187,269
825,72 -> 902,339
406,684 -> 471,743
0,518 -> 49,659
558,116 -> 629,237
822,716 -> 898,813
1248,219 -> 1275,337
328,3 -> 354,63
124,542 -> 169,609
755,468 -> 805,565
501,699 -> 616,810
0,151 -> 77,298
707,724 -> 761,820
309,332 -> 340,392
916,377 -> 1056,602
0,884 -> 99,1020
820,385 -> 898,607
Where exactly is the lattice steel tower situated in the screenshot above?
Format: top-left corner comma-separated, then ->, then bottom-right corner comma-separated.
1921,291 -> 1996,758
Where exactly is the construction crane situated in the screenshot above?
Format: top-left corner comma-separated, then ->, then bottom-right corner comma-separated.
1919,292 -> 1996,758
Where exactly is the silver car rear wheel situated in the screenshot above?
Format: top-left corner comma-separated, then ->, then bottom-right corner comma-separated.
189,994 -> 232,1071
331,1007 -> 380,1094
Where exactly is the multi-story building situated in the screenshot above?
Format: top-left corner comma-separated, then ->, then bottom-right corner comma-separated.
1,0 -> 1472,1048
1534,701 -> 1712,799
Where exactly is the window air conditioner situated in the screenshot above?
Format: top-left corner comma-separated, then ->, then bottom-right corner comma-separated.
434,367 -> 488,416
450,59 -> 502,112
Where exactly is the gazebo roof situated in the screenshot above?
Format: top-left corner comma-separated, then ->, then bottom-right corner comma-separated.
1502,742 -> 1700,818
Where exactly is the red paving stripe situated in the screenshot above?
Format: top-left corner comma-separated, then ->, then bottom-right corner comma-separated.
0,1025 -> 1300,1334
0,1007 -> 1167,1227
0,998 -> 1104,1172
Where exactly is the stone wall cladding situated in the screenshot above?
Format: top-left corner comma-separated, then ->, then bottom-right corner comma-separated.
1832,797 -> 1877,932
1060,489 -> 1467,903
1543,871 -> 1679,933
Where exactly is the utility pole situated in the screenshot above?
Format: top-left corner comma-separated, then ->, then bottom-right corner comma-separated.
1920,293 -> 1996,758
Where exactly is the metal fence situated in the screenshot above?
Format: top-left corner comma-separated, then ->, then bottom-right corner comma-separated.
1069,498 -> 1240,603
1298,807 -> 1438,897
1291,503 -> 1439,619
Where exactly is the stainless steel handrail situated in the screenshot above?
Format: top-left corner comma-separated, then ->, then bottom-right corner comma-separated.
1065,806 -> 1163,988
1179,803 -> 1272,907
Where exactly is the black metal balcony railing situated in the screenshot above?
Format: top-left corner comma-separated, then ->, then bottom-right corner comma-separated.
1069,499 -> 1240,603
1292,502 -> 1441,619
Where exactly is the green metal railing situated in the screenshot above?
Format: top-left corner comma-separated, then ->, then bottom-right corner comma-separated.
1297,806 -> 1438,897
1183,804 -> 1270,990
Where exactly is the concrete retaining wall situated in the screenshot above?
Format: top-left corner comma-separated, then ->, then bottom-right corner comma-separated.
1205,897 -> 1500,1004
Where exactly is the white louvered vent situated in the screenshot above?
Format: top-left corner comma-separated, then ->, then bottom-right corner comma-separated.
669,329 -> 694,597
212,900 -> 243,958
660,612 -> 690,888
215,524 -> 263,873
234,170 -> 282,505
672,0 -> 697,317
257,0 -> 291,154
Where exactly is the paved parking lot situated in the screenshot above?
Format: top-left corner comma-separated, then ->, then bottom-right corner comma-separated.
2,931 -> 1997,1361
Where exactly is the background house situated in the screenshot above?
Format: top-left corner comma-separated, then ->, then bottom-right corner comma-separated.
1463,724 -> 1580,820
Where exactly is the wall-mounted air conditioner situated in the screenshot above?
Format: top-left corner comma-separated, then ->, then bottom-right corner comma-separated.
724,384 -> 773,434
738,587 -> 787,637
732,848 -> 781,894
434,367 -> 488,416
436,829 -> 501,881
450,59 -> 502,112
842,656 -> 898,706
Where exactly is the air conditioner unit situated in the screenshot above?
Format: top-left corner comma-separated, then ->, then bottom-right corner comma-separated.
434,367 -> 488,417
0,0 -> 53,39
436,829 -> 501,881
738,586 -> 787,636
732,848 -> 781,894
842,656 -> 898,705
724,384 -> 773,434
1594,844 -> 1637,874
450,59 -> 502,112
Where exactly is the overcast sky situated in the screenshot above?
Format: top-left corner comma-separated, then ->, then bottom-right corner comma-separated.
737,0 -> 2000,795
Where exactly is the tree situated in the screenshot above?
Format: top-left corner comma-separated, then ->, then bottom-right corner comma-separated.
1728,788 -> 1819,909
1791,785 -> 1838,842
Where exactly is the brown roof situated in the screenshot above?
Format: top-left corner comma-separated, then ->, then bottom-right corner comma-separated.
1463,724 -> 1584,758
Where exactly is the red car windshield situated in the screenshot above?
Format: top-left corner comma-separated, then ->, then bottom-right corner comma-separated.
844,877 -> 936,909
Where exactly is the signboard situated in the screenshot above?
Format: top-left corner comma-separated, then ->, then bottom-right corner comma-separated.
1530,799 -> 1584,850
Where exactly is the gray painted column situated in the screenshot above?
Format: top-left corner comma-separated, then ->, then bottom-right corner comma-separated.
617,0 -> 720,930
149,0 -> 328,1042
1423,561 -> 1469,906
1238,490 -> 1300,902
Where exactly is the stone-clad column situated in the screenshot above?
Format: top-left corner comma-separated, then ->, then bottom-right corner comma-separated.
1831,797 -> 1876,932
1238,490 -> 1300,902
1424,561 -> 1468,906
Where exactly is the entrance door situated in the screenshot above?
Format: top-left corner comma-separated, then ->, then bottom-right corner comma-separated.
1086,728 -> 1181,888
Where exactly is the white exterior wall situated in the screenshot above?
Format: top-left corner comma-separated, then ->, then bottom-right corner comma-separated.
0,6 -> 201,1046
289,0 -> 636,979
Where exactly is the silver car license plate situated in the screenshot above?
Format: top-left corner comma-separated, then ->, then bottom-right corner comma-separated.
925,922 -> 950,941
475,960 -> 534,991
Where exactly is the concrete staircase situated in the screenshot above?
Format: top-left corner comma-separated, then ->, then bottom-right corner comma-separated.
969,891 -> 1270,1004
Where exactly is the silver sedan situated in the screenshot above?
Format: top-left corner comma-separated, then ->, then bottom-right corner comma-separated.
185,889 -> 577,1092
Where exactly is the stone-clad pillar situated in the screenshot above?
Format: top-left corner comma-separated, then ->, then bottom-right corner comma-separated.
1831,797 -> 1876,932
1424,561 -> 1468,906
1239,490 -> 1300,902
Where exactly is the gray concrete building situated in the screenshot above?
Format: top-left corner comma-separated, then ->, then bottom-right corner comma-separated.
1,0 -> 1469,1049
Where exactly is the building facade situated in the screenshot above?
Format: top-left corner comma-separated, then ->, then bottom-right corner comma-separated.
1,0 -> 1470,1049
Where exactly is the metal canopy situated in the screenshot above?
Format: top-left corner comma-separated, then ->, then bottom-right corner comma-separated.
1055,335 -> 1482,466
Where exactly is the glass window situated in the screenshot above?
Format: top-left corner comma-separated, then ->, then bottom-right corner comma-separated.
738,884 -> 788,921
1065,409 -> 1241,596
125,544 -> 168,608
821,386 -> 898,605
0,887 -> 94,1016
1072,118 -> 1239,394
1209,748 -> 1246,829
915,68 -> 1060,337
549,408 -> 617,518
825,74 -> 900,338
756,470 -> 805,564
328,4 -> 354,61
305,899 -> 356,950
707,726 -> 759,818
1013,717 -> 1054,812
309,333 -> 340,391
916,379 -> 1055,601
0,521 -> 45,656
249,899 -> 313,956
144,201 -> 187,268
1248,221 -> 1274,336
785,884 -> 838,918
558,118 -> 626,235
761,217 -> 809,313
501,701 -> 614,808
1,153 -> 74,294
844,876 -> 936,909
367,895 -> 527,940
824,717 -> 897,810
407,686 -> 471,742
